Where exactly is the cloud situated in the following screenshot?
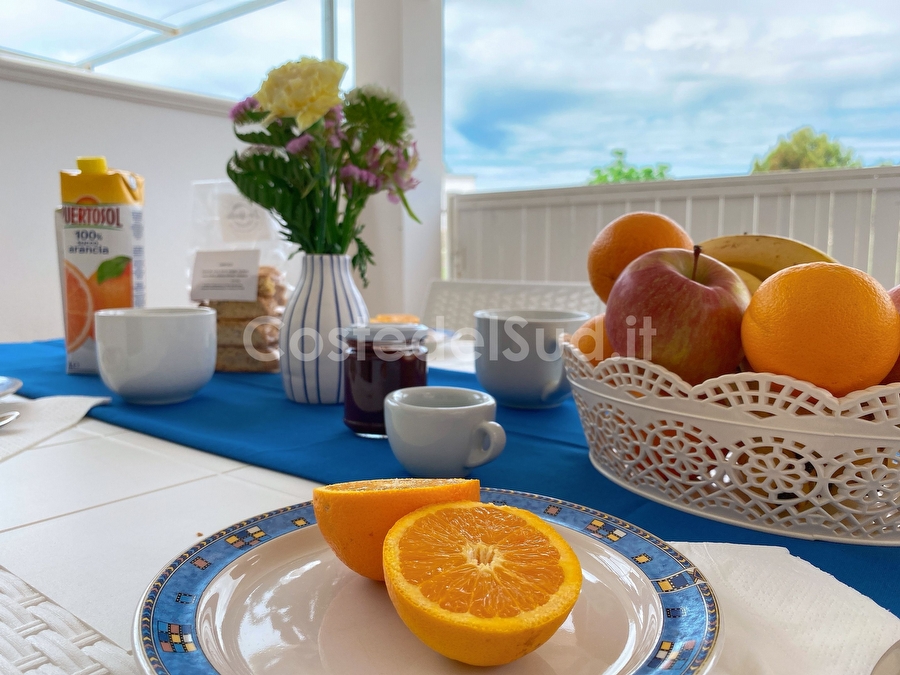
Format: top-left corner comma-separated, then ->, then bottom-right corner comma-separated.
454,88 -> 587,151
445,0 -> 900,189
624,14 -> 750,52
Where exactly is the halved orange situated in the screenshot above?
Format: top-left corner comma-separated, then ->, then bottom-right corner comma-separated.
383,501 -> 583,666
64,261 -> 93,352
312,478 -> 481,581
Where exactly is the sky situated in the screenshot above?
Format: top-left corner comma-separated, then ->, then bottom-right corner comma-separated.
3,0 -> 899,191
444,0 -> 900,189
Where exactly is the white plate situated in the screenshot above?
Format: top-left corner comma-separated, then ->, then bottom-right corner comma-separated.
0,377 -> 22,398
134,488 -> 720,675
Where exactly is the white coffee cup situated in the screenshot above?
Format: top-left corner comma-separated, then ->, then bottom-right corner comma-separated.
384,386 -> 506,478
473,309 -> 591,408
95,307 -> 217,405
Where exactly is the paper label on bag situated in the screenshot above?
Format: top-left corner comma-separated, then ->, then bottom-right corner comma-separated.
217,193 -> 273,242
191,249 -> 260,301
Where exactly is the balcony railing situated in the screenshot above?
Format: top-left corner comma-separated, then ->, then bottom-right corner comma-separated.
447,166 -> 900,291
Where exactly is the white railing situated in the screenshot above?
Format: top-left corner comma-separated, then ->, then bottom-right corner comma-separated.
447,166 -> 900,291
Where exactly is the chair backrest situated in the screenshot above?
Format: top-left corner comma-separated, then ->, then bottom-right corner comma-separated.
422,279 -> 602,333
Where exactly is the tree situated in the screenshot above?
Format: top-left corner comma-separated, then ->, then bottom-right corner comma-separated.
752,127 -> 861,173
588,149 -> 671,184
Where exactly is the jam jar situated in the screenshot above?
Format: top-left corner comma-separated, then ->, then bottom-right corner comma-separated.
343,324 -> 428,437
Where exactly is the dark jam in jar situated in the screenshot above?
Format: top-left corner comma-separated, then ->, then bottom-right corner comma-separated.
343,324 -> 428,437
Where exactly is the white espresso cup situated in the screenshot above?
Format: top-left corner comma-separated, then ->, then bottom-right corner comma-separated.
95,307 -> 217,405
384,386 -> 506,478
473,309 -> 590,408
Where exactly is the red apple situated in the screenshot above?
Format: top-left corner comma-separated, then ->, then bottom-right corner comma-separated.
605,246 -> 751,386
881,284 -> 900,384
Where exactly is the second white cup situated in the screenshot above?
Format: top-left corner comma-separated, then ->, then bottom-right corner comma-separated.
384,386 -> 506,478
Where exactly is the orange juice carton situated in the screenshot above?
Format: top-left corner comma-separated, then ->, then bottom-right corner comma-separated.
59,156 -> 145,374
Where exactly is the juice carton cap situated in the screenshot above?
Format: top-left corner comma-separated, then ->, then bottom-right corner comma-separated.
76,156 -> 108,174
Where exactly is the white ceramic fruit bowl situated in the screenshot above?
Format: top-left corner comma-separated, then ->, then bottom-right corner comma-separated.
562,341 -> 900,544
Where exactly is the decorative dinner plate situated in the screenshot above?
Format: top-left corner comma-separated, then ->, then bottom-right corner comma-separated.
0,377 -> 22,399
133,488 -> 720,675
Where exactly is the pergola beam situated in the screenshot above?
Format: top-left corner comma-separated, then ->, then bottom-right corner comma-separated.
75,0 -> 287,69
58,0 -> 179,35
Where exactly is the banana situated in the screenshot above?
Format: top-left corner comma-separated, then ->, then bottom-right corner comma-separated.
698,234 -> 835,280
728,265 -> 762,295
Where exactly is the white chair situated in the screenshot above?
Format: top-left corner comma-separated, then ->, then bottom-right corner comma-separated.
421,279 -> 602,333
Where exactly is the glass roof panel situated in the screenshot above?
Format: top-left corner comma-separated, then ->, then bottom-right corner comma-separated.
0,0 -> 155,63
1,0 -> 355,101
96,0 -> 253,23
95,0 -> 321,99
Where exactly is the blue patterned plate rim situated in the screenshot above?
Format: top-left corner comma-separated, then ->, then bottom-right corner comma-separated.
133,487 -> 720,675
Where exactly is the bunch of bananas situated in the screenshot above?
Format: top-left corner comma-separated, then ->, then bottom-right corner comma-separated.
697,234 -> 835,294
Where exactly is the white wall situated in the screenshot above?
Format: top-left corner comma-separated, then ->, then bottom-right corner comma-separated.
354,0 -> 444,319
0,58 -> 240,342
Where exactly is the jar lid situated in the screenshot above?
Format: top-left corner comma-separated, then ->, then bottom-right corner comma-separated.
342,323 -> 430,344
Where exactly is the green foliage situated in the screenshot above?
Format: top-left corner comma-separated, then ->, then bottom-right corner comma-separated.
227,88 -> 419,287
752,127 -> 862,173
343,87 -> 409,148
588,149 -> 671,185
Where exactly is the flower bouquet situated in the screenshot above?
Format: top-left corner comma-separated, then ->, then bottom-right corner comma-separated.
226,57 -> 420,286
226,57 -> 421,404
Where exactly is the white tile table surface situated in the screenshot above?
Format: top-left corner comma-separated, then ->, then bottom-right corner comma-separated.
0,395 -> 321,654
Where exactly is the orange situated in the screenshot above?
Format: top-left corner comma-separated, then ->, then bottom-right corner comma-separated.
64,261 -> 93,353
312,478 -> 480,581
741,262 -> 900,397
882,285 -> 900,384
383,501 -> 582,666
587,211 -> 693,302
88,260 -> 133,311
571,313 -> 614,365
371,313 -> 420,324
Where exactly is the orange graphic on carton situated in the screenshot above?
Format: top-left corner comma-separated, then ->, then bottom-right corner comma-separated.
64,261 -> 93,353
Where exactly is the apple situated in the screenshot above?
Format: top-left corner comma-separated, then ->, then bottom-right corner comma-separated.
881,284 -> 900,384
605,246 -> 751,386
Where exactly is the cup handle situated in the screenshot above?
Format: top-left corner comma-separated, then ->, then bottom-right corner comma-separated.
466,421 -> 506,469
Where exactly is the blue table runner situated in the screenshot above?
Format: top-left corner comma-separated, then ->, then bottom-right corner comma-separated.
2,339 -> 898,617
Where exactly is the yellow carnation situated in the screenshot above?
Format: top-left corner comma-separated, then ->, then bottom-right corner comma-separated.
254,58 -> 347,131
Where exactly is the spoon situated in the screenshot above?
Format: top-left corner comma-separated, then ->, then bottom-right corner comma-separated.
872,639 -> 900,675
0,411 -> 19,429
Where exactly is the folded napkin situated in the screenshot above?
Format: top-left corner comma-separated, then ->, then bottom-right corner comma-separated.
0,396 -> 109,462
673,542 -> 900,675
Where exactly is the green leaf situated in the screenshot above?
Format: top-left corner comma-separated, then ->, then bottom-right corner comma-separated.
352,233 -> 375,287
96,256 -> 131,284
234,130 -> 282,146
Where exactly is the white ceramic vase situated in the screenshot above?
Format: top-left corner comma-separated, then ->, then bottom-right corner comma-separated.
279,254 -> 369,404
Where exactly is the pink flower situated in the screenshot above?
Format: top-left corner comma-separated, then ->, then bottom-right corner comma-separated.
393,175 -> 420,192
286,134 -> 313,154
390,142 -> 420,193
341,165 -> 381,189
229,96 -> 258,122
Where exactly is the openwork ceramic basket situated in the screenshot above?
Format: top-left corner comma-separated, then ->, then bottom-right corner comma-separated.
562,343 -> 900,545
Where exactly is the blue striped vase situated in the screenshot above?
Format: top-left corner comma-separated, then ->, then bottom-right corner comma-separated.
279,254 -> 369,404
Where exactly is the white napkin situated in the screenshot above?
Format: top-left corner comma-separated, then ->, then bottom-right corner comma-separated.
672,541 -> 900,675
0,396 -> 110,462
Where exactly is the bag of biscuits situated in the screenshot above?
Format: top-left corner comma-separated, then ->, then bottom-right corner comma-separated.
188,181 -> 296,372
